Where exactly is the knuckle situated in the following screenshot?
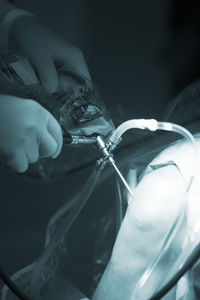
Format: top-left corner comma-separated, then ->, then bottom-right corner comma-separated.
21,122 -> 38,140
26,123 -> 38,136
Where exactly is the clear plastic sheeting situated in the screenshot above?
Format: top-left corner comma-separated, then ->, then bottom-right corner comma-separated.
113,136 -> 200,300
0,51 -> 114,180
2,64 -> 200,300
2,158 -> 120,300
163,79 -> 200,134
3,130 -> 200,299
135,139 -> 200,299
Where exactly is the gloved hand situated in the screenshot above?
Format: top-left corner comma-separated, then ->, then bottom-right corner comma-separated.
0,94 -> 63,173
8,16 -> 91,93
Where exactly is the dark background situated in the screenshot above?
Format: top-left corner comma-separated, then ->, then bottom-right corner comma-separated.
1,0 -> 200,287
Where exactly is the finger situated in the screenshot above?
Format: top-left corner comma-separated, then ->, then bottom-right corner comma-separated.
26,145 -> 39,164
31,56 -> 59,94
47,114 -> 63,158
7,152 -> 28,173
39,129 -> 58,158
55,46 -> 91,80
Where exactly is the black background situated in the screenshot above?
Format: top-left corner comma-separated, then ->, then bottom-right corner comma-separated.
1,0 -> 200,288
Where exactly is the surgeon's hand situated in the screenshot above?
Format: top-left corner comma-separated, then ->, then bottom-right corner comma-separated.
8,16 -> 91,94
0,94 -> 63,173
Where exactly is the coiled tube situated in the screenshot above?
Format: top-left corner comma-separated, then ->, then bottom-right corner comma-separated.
110,119 -> 195,148
109,119 -> 198,186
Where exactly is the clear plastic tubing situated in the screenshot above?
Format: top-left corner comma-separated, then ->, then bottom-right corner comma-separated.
109,119 -> 198,299
109,119 -> 198,187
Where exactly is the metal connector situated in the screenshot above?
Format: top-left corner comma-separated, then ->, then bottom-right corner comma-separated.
96,135 -> 134,198
96,136 -> 114,164
63,135 -> 97,145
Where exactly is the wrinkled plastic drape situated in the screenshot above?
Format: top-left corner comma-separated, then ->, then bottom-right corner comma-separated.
2,55 -> 200,299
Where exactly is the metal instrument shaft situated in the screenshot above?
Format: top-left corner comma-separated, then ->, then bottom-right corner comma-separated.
96,136 -> 134,198
109,159 -> 134,198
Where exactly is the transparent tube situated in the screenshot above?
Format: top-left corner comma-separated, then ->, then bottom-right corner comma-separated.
109,119 -> 198,189
109,119 -> 199,299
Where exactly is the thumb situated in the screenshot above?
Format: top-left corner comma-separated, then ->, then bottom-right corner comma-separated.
47,114 -> 63,158
39,128 -> 58,158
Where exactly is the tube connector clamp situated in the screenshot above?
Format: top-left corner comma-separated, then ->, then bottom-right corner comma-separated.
96,136 -> 115,164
